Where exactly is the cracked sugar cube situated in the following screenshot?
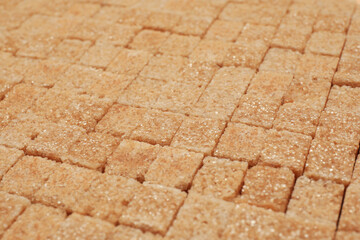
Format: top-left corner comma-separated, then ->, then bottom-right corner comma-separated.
26,123 -> 86,162
0,146 -> 23,180
145,146 -> 203,190
326,85 -> 360,114
273,103 -> 321,137
159,34 -> 200,57
95,104 -> 147,138
214,122 -> 267,166
65,132 -> 119,171
34,163 -> 101,213
294,53 -> 339,82
65,3 -> 101,17
97,24 -> 141,47
173,15 -> 212,36
259,129 -> 312,177
271,23 -> 312,51
131,109 -> 184,146
336,231 -> 360,240
190,156 -> 248,200
166,193 -> 235,239
68,19 -> 112,41
316,110 -> 360,146
109,225 -> 162,240
190,39 -> 232,65
238,23 -> 276,45
338,183 -> 360,232
0,192 -> 30,237
246,71 -> 293,97
236,166 -> 295,212
2,204 -> 66,240
232,94 -> 282,129
223,39 -> 268,69
119,183 -> 186,235
49,213 -> 114,240
129,30 -> 169,54
107,48 -> 152,75
259,48 -> 301,74
105,139 -> 161,182
171,117 -> 226,155
306,31 -> 345,57
0,156 -> 58,200
83,174 -> 142,224
50,39 -> 92,63
143,11 -> 181,31
333,55 -> 360,87
118,77 -> 164,108
283,80 -> 331,110
205,20 -> 244,42
304,139 -> 358,186
80,43 -> 121,68
287,176 -> 344,225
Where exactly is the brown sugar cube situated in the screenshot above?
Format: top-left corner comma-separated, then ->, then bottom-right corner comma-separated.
50,39 -> 92,63
353,155 -> 360,183
159,34 -> 200,57
83,174 -> 142,224
282,8 -> 317,27
119,183 -> 186,235
107,48 -> 152,75
145,147 -> 203,190
223,39 -> 268,69
283,80 -> 331,110
95,104 -> 147,138
259,48 -> 301,74
0,146 -> 23,180
65,3 -> 100,17
131,109 -> 184,146
259,129 -> 312,177
178,60 -> 219,85
68,19 -> 112,41
314,12 -> 351,33
80,43 -> 121,68
178,0 -> 226,18
272,23 -> 312,51
189,39 -> 232,65
339,183 -> 360,232
316,110 -> 360,146
343,35 -> 360,58
65,132 -> 119,171
287,176 -> 344,225
2,204 -> 66,240
97,24 -> 141,47
49,213 -> 114,240
336,231 -> 360,240
15,35 -> 61,59
109,225 -> 162,240
306,31 -> 345,57
26,123 -> 86,161
0,52 -> 16,68
11,58 -> 69,87
166,193 -> 235,239
294,53 -> 339,82
143,11 -> 181,31
171,117 -> 226,155
173,15 -> 212,36
0,192 -> 30,237
105,139 -> 161,182
232,94 -> 282,129
0,69 -> 23,99
116,7 -> 150,25
118,77 -> 164,108
238,23 -> 276,45
236,166 -> 295,212
304,140 -> 358,185
140,55 -> 187,81
35,163 -> 101,213
326,85 -> 360,114
190,156 -> 248,200
129,30 -> 169,54
274,103 -> 321,137
334,55 -> 360,87
214,122 -> 266,166
246,71 -> 293,97
205,20 -> 244,42
0,156 -> 58,200
348,15 -> 360,36
155,81 -> 205,114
